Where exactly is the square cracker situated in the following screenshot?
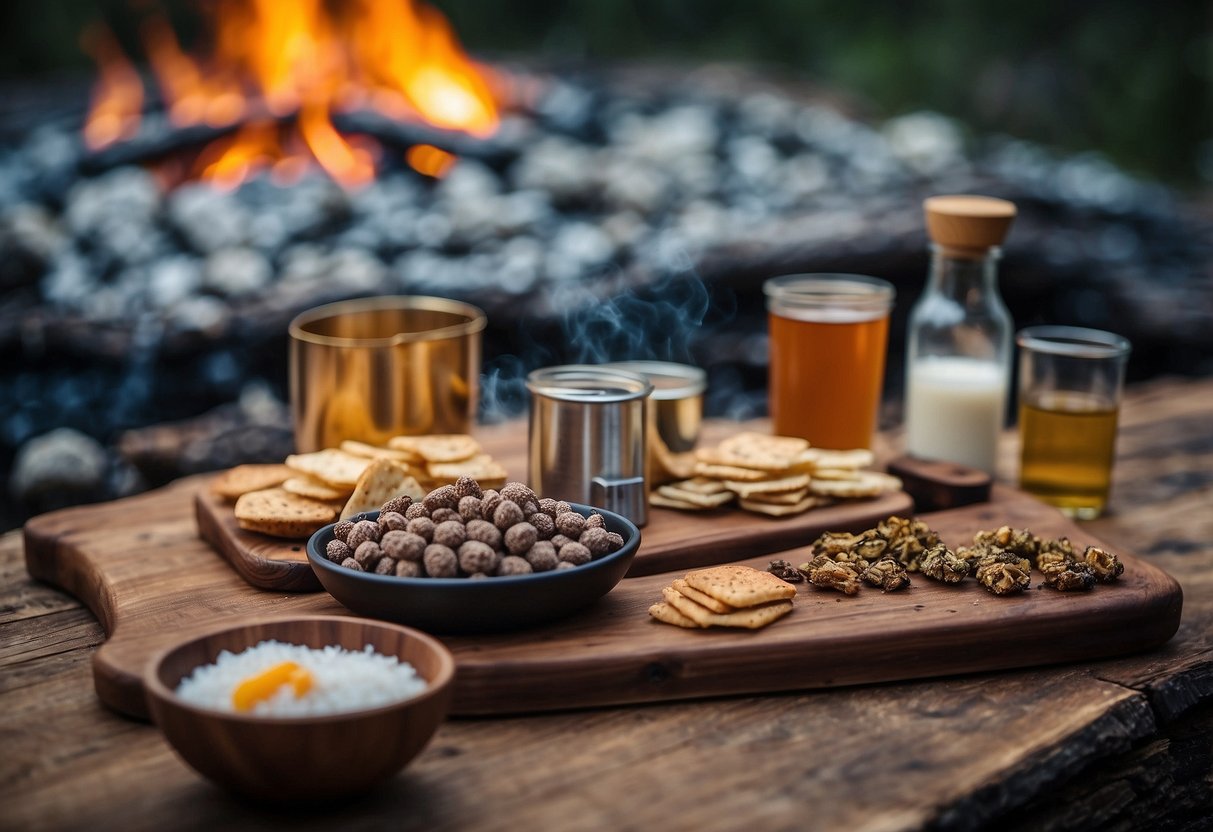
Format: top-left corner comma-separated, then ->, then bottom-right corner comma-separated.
671,477 -> 729,495
739,495 -> 826,516
718,432 -> 809,459
389,434 -> 481,463
656,485 -> 735,508
693,462 -> 770,482
282,475 -> 353,502
684,564 -> 798,608
285,449 -> 373,489
649,601 -> 702,628
808,472 -> 901,498
663,587 -> 794,629
339,440 -> 419,464
695,447 -> 794,473
211,464 -> 293,501
672,578 -> 733,613
738,488 -> 809,506
427,456 -> 508,482
234,488 -> 338,538
808,448 -> 875,470
340,460 -> 426,521
650,492 -> 711,512
723,474 -> 811,498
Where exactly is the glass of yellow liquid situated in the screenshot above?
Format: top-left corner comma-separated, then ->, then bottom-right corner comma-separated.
1016,326 -> 1131,518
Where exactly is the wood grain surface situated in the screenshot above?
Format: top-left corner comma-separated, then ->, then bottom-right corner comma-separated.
23,468 -> 1182,720
4,376 -> 1211,831
193,420 -> 914,589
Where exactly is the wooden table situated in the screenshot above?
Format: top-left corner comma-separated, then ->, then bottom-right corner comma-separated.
3,376 -> 1211,830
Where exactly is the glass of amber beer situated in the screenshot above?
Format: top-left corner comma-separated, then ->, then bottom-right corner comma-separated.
1017,326 -> 1131,518
764,274 -> 895,449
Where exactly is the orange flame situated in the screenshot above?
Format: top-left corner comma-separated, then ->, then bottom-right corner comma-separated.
405,143 -> 456,178
82,0 -> 501,188
81,25 -> 145,150
349,0 -> 498,137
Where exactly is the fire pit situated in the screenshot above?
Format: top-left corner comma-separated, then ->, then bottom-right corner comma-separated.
2,1 -> 1211,527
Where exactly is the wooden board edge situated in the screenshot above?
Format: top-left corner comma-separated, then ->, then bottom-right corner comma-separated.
193,490 -> 322,593
448,579 -> 1185,715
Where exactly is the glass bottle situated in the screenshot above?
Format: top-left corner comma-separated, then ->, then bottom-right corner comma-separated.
904,195 -> 1016,474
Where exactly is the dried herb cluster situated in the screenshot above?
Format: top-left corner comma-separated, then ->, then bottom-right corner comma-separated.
768,518 -> 1124,599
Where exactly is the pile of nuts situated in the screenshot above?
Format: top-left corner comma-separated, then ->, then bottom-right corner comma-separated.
323,477 -> 626,579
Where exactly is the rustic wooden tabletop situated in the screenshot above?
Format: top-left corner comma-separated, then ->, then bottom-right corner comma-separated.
2,376 -> 1210,831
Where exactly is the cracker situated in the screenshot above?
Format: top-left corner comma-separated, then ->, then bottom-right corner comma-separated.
808,468 -> 866,481
655,485 -> 736,508
809,472 -> 901,498
738,488 -> 809,506
650,492 -> 712,512
210,464 -> 293,501
340,460 -> 426,521
693,462 -> 771,482
285,449 -> 373,489
234,488 -> 338,539
718,432 -> 809,459
723,474 -> 811,498
808,449 -> 875,470
339,439 -> 420,464
663,587 -> 793,629
683,564 -> 798,608
671,477 -> 729,495
672,578 -> 733,614
427,456 -> 509,482
648,601 -> 702,629
739,495 -> 826,516
695,448 -> 794,473
282,475 -> 353,502
389,434 -> 481,463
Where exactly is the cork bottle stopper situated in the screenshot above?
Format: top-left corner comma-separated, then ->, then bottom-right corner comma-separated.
923,195 -> 1016,257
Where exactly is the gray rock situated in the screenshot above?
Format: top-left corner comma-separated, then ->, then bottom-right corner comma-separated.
168,184 -> 252,253
10,428 -> 109,504
204,247 -> 272,297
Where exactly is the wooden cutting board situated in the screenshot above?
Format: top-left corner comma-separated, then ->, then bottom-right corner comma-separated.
24,476 -> 1182,720
195,422 -> 914,590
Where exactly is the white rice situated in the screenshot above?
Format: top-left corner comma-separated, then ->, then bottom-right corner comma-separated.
174,639 -> 427,716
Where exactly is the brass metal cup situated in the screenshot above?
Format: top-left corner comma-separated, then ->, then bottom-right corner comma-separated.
289,296 -> 486,452
604,361 -> 707,486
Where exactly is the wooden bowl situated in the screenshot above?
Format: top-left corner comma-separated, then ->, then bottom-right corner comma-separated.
306,503 -> 641,634
143,615 -> 455,801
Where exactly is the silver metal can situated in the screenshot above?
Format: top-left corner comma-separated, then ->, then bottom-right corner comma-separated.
526,365 -> 653,526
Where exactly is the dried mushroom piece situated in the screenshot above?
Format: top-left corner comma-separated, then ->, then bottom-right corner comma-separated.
1083,546 -> 1124,583
975,554 -> 1031,596
956,543 -> 995,570
920,545 -> 969,584
862,557 -> 910,592
767,559 -> 804,583
811,532 -> 865,558
1039,559 -> 1096,592
1034,536 -> 1077,569
807,560 -> 862,596
975,549 -> 1031,575
973,526 -> 1040,560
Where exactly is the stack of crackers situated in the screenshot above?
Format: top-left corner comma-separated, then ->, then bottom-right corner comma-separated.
650,432 -> 902,518
211,433 -> 507,539
649,564 -> 798,630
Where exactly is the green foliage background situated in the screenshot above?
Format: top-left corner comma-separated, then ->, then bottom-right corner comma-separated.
2,0 -> 1209,187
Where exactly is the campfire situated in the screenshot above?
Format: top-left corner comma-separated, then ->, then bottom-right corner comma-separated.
83,0 -> 502,190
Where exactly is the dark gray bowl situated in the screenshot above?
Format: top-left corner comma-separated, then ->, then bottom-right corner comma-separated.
306,504 -> 640,635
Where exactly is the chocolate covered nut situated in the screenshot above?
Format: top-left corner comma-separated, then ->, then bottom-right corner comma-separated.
505,522 -> 538,555
423,544 -> 458,578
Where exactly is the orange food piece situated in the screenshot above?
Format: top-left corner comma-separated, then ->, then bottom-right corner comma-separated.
232,661 -> 314,712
